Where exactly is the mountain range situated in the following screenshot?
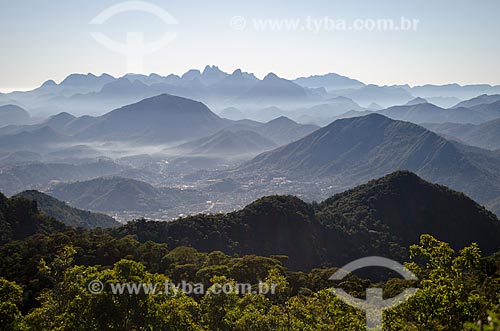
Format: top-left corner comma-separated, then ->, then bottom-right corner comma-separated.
3,67 -> 500,121
0,126 -> 70,152
72,94 -> 227,143
112,171 -> 500,270
48,176 -> 207,212
0,159 -> 127,196
452,94 -> 500,108
2,171 -> 500,271
238,114 -> 500,210
0,94 -> 318,156
329,84 -> 414,107
233,73 -> 310,106
174,130 -> 278,157
424,117 -> 500,150
293,72 -> 365,91
406,84 -> 500,101
379,103 -> 489,124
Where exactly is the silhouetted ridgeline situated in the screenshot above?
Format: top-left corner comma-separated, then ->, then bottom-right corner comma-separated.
112,171 -> 500,270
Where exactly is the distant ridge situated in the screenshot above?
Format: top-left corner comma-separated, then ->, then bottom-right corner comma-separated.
73,94 -> 228,142
294,72 -> 365,91
405,97 -> 428,105
15,190 -> 119,228
452,94 -> 500,108
48,176 -> 207,212
239,114 -> 500,209
0,105 -> 31,127
176,129 -> 278,156
113,171 -> 500,269
235,73 -> 309,105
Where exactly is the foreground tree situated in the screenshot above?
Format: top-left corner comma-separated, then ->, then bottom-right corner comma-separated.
0,277 -> 22,331
384,235 -> 500,330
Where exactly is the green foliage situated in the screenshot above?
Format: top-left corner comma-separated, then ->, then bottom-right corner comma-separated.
465,304 -> 500,331
317,171 -> 500,261
112,172 -> 500,270
1,176 -> 500,330
384,235 -> 500,330
0,277 -> 22,331
0,235 -> 497,330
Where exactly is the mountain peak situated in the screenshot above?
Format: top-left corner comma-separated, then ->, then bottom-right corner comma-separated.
376,170 -> 423,184
293,72 -> 365,90
0,104 -> 31,125
319,170 -> 500,256
99,73 -> 114,79
45,112 -> 76,130
0,104 -> 27,113
181,69 -> 201,80
242,113 -> 449,180
325,112 -> 389,128
368,102 -> 383,110
202,65 -> 222,74
60,72 -> 114,87
225,69 -> 257,81
263,72 -> 281,81
41,80 -> 57,87
124,93 -> 191,109
405,97 -> 429,105
47,112 -> 76,121
200,65 -> 228,85
266,116 -> 296,125
453,94 -> 500,108
232,69 -> 243,76
75,93 -> 226,143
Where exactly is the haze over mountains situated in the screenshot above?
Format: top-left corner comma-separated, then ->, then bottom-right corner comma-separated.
73,94 -> 227,143
2,66 -> 500,221
4,0 -> 500,324
2,170 -> 500,270
2,63 -> 500,328
424,118 -> 500,151
15,190 -> 119,228
0,104 -> 31,126
48,176 -> 207,214
174,130 -> 278,157
237,114 -> 500,209
2,65 -> 500,119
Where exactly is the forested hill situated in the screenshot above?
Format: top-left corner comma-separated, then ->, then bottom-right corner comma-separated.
0,193 -> 66,245
1,171 -> 500,326
15,190 -> 119,228
112,171 -> 500,269
1,171 -> 500,270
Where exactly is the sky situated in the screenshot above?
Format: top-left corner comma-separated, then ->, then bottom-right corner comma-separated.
1,0 -> 500,92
